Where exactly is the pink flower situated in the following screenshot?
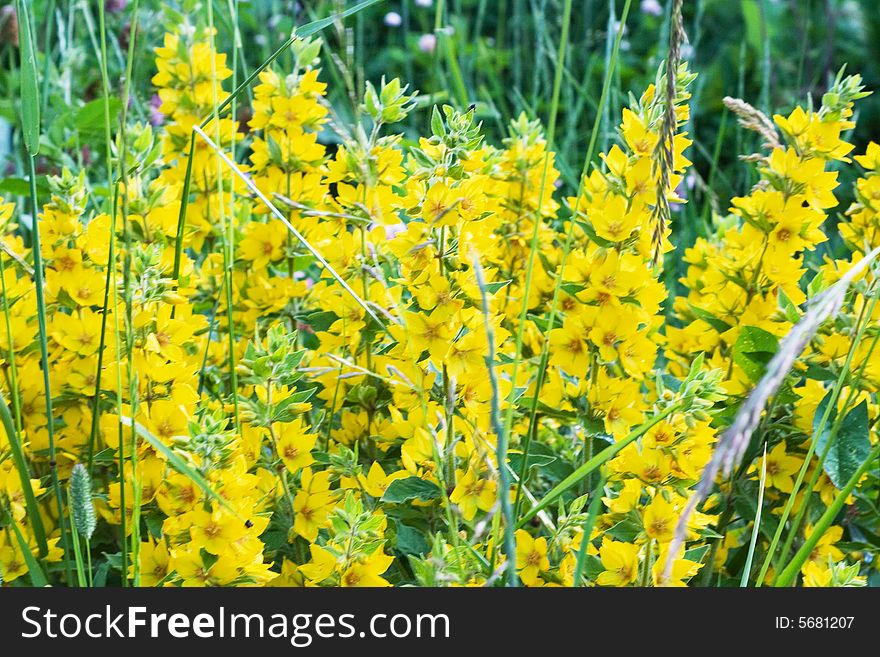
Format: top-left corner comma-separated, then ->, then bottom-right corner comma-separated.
418,33 -> 437,54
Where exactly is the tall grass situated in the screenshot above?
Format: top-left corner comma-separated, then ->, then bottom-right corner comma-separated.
509,0 -> 633,526
16,0 -> 72,583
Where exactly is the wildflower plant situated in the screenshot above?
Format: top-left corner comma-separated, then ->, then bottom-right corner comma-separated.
1,1 -> 879,591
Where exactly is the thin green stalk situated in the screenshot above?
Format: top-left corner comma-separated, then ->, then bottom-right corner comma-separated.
17,0 -> 71,582
207,0 -> 241,431
117,0 -> 144,586
0,255 -> 48,556
772,290 -> 879,579
67,490 -> 88,587
473,255 -> 517,587
573,468 -> 606,586
27,155 -> 72,584
741,444 -> 767,587
504,0 -> 574,512
519,401 -> 679,527
510,0 -> 632,523
639,538 -> 654,587
87,0 -> 127,471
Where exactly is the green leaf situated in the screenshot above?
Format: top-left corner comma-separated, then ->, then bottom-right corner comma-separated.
75,98 -> 122,135
15,0 -> 40,155
816,400 -> 870,489
381,477 -> 441,504
508,452 -> 557,473
392,519 -> 429,556
579,553 -> 604,581
485,280 -> 512,294
0,176 -> 48,197
777,288 -> 801,324
688,304 -> 732,333
732,326 -> 779,382
803,364 -> 836,382
684,544 -> 711,564
606,511 -> 643,543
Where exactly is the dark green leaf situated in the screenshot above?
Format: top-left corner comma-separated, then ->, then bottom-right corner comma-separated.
732,326 -> 779,381
381,477 -> 441,504
817,400 -> 870,489
75,98 -> 122,135
393,519 -> 429,556
508,452 -> 557,473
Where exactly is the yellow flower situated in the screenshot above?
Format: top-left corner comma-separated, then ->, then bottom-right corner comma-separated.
187,506 -> 247,555
450,467 -> 496,520
515,529 -> 550,586
404,310 -> 453,363
801,561 -> 832,587
171,549 -> 239,587
621,108 -> 658,158
758,441 -> 802,493
341,551 -> 394,587
62,267 -> 106,307
642,494 -> 677,543
803,524 -> 844,571
136,538 -> 171,586
275,419 -> 316,473
298,544 -> 338,584
239,220 -> 288,268
548,319 -> 590,377
293,468 -> 335,542
52,308 -> 104,356
591,194 -> 640,243
597,537 -> 640,586
358,462 -> 410,498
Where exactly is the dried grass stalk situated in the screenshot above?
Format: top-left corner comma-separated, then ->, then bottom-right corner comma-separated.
723,96 -> 782,151
650,0 -> 685,266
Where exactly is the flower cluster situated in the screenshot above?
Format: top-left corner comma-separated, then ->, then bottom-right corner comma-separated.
1,13 -> 878,590
667,71 -> 878,585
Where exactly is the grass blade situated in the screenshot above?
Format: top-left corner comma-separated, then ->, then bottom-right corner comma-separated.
518,403 -> 679,527
119,416 -> 246,523
2,503 -> 48,586
0,393 -> 48,556
473,254 -> 518,587
573,468 -> 607,586
740,443 -> 767,587
15,0 -> 40,156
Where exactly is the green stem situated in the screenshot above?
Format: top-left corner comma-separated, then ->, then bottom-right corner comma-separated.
510,0 -> 633,525
518,401 -> 679,529
573,468 -> 606,586
27,154 -> 72,583
474,256 -> 517,586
